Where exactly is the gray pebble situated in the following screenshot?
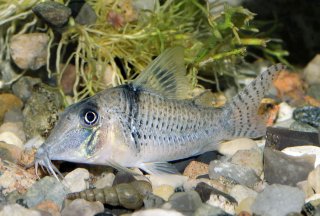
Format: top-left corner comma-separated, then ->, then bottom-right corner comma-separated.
209,160 -> 261,188
164,191 -> 203,216
20,176 -> 68,208
32,1 -> 71,27
264,147 -> 314,186
251,184 -> 305,216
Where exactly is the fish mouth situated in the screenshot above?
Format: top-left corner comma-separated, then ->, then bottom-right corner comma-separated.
35,147 -> 64,181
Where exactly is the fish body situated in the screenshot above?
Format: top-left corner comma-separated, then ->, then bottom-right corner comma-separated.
35,47 -> 285,175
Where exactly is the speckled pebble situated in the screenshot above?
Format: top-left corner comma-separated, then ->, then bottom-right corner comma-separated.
153,185 -> 175,201
62,168 -> 90,193
61,199 -> 104,216
183,161 -> 209,179
206,193 -> 236,215
0,159 -> 36,195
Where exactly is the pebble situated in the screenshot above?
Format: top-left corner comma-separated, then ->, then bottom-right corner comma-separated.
276,102 -> 295,123
307,165 -> 320,194
20,176 -> 68,208
290,121 -> 319,133
195,182 -> 236,203
74,3 -> 97,25
293,106 -> 320,128
3,108 -> 23,123
307,84 -> 320,100
0,159 -> 36,195
0,122 -> 26,147
209,160 -> 261,188
229,184 -> 258,203
206,193 -> 236,215
9,33 -> 49,70
251,184 -> 305,216
94,172 -> 115,189
0,204 -> 43,216
235,197 -> 255,215
146,174 -> 188,189
60,64 -> 76,95
143,193 -> 165,209
296,180 -> 314,199
282,145 -> 320,167
304,54 -> 320,85
34,200 -> 61,216
131,208 -> 184,216
11,76 -> 41,102
230,148 -> 263,176
61,199 -> 104,216
22,84 -> 63,139
0,131 -> 24,149
153,185 -> 175,201
164,191 -> 203,216
218,138 -> 258,156
194,203 -> 231,216
264,147 -> 315,186
32,1 -> 72,28
62,168 -> 90,193
0,141 -> 22,163
0,93 -> 23,123
183,161 -> 209,179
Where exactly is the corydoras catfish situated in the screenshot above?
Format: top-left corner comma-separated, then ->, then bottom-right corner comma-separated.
35,47 -> 285,178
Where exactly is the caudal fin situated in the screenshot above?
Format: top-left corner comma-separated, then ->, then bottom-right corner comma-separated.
223,63 -> 286,139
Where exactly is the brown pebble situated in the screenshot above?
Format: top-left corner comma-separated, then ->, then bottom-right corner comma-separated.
183,161 -> 209,179
10,33 -> 49,70
0,93 -> 23,123
34,200 -> 60,216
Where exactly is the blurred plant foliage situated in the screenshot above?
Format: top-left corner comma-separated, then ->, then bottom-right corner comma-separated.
0,0 -> 288,104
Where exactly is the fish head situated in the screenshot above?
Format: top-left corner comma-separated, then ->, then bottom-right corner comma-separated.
35,95 -> 108,176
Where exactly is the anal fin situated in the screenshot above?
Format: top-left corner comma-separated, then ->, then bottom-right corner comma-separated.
139,162 -> 180,175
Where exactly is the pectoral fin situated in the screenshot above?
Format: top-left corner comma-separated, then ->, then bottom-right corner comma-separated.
139,162 -> 180,175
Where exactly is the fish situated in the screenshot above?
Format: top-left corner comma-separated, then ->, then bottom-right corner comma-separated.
34,47 -> 285,178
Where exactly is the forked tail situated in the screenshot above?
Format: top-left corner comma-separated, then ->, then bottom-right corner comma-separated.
223,63 -> 286,139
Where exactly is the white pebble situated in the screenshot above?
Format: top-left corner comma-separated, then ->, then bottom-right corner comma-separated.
282,146 -> 320,168
218,138 -> 258,156
62,168 -> 89,193
146,174 -> 188,189
94,172 -> 115,189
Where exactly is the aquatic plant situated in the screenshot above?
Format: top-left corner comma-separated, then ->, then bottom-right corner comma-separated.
0,0 -> 287,104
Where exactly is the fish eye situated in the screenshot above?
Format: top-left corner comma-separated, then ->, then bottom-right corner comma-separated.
84,110 -> 98,125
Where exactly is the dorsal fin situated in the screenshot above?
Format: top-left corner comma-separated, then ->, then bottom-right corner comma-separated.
131,47 -> 191,100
